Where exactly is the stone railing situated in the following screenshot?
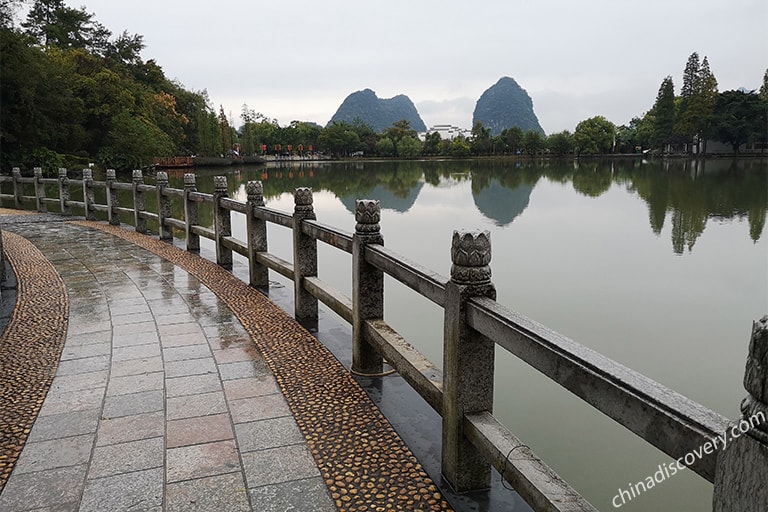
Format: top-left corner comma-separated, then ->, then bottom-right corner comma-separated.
1,168 -> 766,512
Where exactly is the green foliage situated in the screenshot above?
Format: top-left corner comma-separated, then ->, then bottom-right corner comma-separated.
499,126 -> 524,154
449,137 -> 471,157
708,90 -> 768,152
1,4 -> 222,171
650,76 -> 676,149
98,111 -> 174,169
547,130 -> 574,156
422,131 -> 442,156
470,121 -> 491,156
573,116 -> 615,155
522,130 -> 546,155
676,54 -> 718,140
317,121 -> 362,156
397,136 -> 422,159
376,137 -> 395,157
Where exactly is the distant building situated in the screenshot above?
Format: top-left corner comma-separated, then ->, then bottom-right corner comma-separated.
419,124 -> 470,141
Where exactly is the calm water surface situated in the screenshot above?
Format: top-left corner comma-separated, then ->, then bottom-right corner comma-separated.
183,158 -> 766,511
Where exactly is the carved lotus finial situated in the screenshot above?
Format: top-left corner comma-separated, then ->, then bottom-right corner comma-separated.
213,175 -> 227,191
155,171 -> 168,185
450,230 -> 492,285
294,187 -> 313,206
183,173 -> 196,186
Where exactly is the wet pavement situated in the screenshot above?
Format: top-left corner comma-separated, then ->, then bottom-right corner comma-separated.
0,213 -> 452,512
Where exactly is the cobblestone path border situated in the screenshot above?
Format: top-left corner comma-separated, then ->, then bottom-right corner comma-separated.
0,231 -> 69,491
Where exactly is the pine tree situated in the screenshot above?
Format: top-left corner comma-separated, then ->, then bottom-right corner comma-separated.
680,52 -> 700,99
652,76 -> 676,149
676,54 -> 718,148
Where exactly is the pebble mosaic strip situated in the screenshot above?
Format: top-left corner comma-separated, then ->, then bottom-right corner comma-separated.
0,231 -> 69,491
76,221 -> 453,512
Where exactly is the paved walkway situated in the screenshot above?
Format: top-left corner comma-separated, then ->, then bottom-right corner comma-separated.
0,213 -> 451,511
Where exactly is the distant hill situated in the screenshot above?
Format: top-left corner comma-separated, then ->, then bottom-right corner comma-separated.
472,77 -> 545,136
328,89 -> 427,133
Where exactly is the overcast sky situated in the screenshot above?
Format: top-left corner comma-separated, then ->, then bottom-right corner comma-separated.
20,0 -> 768,133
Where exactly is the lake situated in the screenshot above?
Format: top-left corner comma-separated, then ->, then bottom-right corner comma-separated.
171,157 -> 767,510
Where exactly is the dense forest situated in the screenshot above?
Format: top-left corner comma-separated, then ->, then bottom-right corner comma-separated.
1,1 -> 767,174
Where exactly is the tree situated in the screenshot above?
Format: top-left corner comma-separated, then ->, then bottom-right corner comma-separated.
448,136 -> 471,157
651,76 -> 676,149
422,131 -> 442,156
318,121 -> 362,156
98,111 -> 174,170
23,0 -> 102,50
709,90 -> 768,153
680,52 -> 700,100
547,130 -> 574,156
573,116 -> 616,155
397,135 -> 422,158
759,69 -> 768,101
522,130 -> 546,155
499,126 -> 524,154
676,55 -> 718,146
375,137 -> 395,157
470,121 -> 491,155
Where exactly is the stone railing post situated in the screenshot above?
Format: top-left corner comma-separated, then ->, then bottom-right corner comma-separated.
213,175 -> 232,269
183,173 -> 199,252
12,168 -> 22,210
246,180 -> 268,288
82,169 -> 96,221
352,199 -> 384,375
105,169 -> 120,226
58,168 -> 71,216
33,167 -> 46,213
713,316 -> 768,512
292,187 -> 318,322
132,170 -> 147,234
442,230 -> 496,492
156,171 -> 172,240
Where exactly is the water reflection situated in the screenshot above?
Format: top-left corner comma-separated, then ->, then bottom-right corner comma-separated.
182,157 -> 767,255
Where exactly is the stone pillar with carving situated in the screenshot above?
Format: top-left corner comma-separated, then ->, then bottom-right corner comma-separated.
713,316 -> 768,511
292,187 -> 318,322
246,180 -> 268,288
442,230 -> 497,492
33,167 -> 46,213
132,170 -> 147,234
213,175 -> 232,269
105,169 -> 120,225
183,173 -> 200,252
352,199 -> 384,375
58,168 -> 71,216
156,171 -> 172,240
82,169 -> 96,221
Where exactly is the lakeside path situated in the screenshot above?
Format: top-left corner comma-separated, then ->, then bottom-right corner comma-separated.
0,211 -> 452,512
